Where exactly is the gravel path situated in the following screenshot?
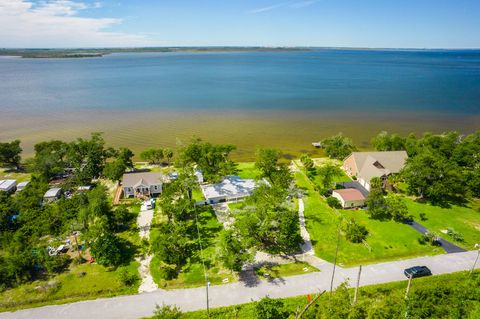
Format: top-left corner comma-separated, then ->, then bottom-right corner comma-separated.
136,208 -> 158,293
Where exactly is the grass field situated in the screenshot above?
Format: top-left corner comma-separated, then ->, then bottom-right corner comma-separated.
0,169 -> 31,183
254,262 -> 318,280
0,261 -> 139,312
405,198 -> 480,249
150,207 -> 236,289
295,170 -> 440,266
237,162 -> 261,179
150,271 -> 479,319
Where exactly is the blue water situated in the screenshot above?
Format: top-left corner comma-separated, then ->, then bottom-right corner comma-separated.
1,49 -> 480,115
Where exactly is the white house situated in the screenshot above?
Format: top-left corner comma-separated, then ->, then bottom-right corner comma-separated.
0,180 -> 17,193
332,189 -> 366,208
122,172 -> 165,198
44,188 -> 62,203
200,176 -> 256,204
342,151 -> 408,191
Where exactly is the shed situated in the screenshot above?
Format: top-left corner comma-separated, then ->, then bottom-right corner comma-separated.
332,188 -> 366,208
16,181 -> 29,192
44,188 -> 62,203
0,180 -> 17,193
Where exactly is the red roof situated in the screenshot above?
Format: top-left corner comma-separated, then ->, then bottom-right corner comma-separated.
333,188 -> 365,201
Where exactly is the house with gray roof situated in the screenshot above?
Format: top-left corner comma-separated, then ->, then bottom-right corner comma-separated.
0,180 -> 17,193
200,176 -> 256,204
342,151 -> 408,191
122,172 -> 165,198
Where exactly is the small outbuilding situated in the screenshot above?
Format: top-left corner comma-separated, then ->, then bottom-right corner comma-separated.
332,188 -> 366,209
44,188 -> 62,203
0,180 -> 17,193
16,181 -> 29,192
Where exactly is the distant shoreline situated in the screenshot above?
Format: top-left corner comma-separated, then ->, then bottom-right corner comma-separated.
2,46 -> 480,59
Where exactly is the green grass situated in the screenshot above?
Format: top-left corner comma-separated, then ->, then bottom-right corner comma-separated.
145,271 -> 480,319
254,262 -> 318,279
192,187 -> 205,201
0,261 -> 139,312
150,207 -> 236,290
227,201 -> 246,211
295,170 -> 440,266
0,169 -> 31,183
236,162 -> 261,179
405,198 -> 480,249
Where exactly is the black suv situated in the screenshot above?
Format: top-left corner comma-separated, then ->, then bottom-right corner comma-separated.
404,266 -> 432,278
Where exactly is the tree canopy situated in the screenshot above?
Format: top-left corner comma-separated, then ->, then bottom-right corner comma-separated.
321,133 -> 356,159
0,140 -> 22,170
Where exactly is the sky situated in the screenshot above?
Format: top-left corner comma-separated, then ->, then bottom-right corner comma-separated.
0,0 -> 479,48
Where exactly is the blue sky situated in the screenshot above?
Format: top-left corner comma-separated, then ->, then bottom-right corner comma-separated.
1,0 -> 479,48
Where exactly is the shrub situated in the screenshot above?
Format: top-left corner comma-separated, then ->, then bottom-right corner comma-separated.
152,304 -> 182,319
117,267 -> 139,286
425,231 -> 441,246
326,196 -> 342,209
255,296 -> 286,319
158,263 -> 177,280
419,212 -> 427,221
343,218 -> 368,243
446,228 -> 464,242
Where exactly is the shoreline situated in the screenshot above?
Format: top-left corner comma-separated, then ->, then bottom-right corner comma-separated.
1,108 -> 477,161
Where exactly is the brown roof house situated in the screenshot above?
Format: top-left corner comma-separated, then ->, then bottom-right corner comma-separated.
332,189 -> 366,208
342,151 -> 408,191
122,172 -> 166,198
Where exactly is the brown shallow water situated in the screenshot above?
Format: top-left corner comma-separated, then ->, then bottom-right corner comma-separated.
0,109 -> 478,161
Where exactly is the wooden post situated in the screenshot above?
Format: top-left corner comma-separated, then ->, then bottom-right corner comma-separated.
405,274 -> 413,299
353,265 -> 362,305
329,228 -> 341,292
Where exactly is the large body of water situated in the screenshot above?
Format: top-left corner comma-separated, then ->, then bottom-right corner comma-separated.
1,50 -> 479,160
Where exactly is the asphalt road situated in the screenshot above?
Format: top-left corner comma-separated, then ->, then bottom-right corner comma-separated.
2,250 -> 479,319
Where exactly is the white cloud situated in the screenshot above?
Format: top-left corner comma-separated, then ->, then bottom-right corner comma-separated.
248,0 -> 320,14
0,0 -> 154,47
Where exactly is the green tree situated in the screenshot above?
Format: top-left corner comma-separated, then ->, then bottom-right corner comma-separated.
89,231 -> 123,267
217,229 -> 252,272
29,140 -> 70,179
300,153 -> 314,171
103,160 -> 126,182
140,148 -> 164,165
371,131 -> 406,151
401,151 -> 465,204
317,164 -> 342,190
321,133 -> 356,159
342,218 -> 368,243
151,222 -> 191,268
0,140 -> 22,170
116,147 -> 134,169
385,193 -> 410,221
255,148 -> 281,180
366,177 -> 387,219
164,148 -> 174,166
178,138 -> 237,182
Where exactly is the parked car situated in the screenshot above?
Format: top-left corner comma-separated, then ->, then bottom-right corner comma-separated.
404,266 -> 432,278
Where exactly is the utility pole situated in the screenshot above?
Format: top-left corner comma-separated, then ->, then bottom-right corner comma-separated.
405,274 -> 413,299
195,208 -> 210,317
470,244 -> 479,275
353,265 -> 362,305
330,228 -> 341,292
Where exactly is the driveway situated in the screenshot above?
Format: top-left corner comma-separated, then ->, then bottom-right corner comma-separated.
2,250 -> 479,319
406,221 -> 466,254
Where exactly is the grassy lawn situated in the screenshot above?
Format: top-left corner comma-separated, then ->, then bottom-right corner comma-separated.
150,271 -> 479,319
150,207 -> 237,289
295,170 -> 440,266
0,261 -> 139,312
0,169 -> 31,183
227,201 -> 246,211
192,187 -> 205,201
254,262 -> 318,280
405,198 -> 480,249
237,162 -> 261,179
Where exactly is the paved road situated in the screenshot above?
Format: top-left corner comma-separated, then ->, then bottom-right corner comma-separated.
406,221 -> 466,254
2,251 -> 478,319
